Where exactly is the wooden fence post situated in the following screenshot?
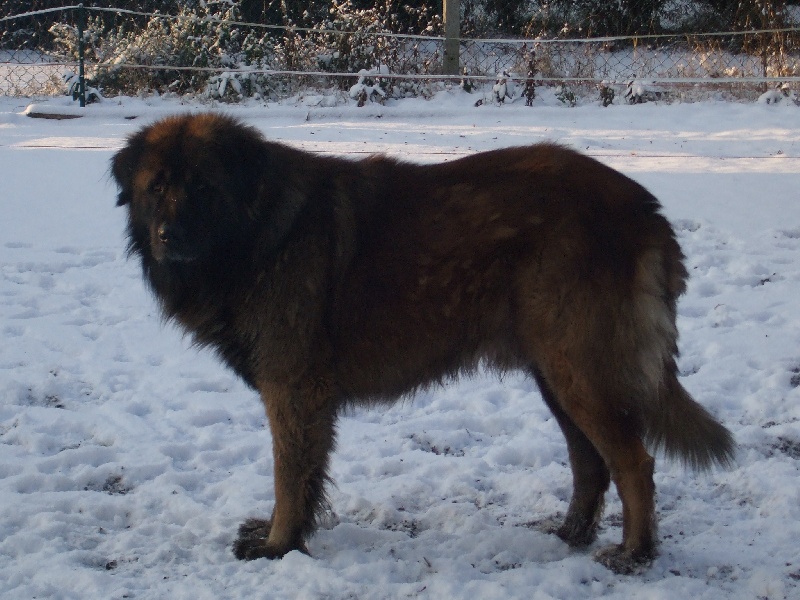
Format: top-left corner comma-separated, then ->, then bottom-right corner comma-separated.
77,3 -> 85,107
443,0 -> 460,75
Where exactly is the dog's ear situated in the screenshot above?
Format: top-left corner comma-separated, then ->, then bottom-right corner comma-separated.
115,188 -> 132,207
111,133 -> 145,206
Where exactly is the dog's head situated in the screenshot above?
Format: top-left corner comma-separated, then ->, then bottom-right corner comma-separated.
112,114 -> 266,265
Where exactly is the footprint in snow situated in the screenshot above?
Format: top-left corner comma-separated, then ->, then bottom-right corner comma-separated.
4,241 -> 33,249
778,227 -> 800,240
3,324 -> 25,337
673,219 -> 702,233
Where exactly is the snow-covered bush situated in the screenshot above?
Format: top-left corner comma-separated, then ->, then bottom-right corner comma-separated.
307,0 -> 441,95
349,65 -> 389,106
758,84 -> 799,106
311,0 -> 396,75
624,80 -> 671,104
47,0 -> 441,101
61,70 -> 102,103
492,70 -> 515,103
50,3 -> 278,98
599,81 -> 615,106
555,84 -> 576,106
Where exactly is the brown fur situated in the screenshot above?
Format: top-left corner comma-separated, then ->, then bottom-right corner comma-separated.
112,113 -> 734,573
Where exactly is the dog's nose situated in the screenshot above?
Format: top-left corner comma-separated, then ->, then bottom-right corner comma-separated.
157,223 -> 171,243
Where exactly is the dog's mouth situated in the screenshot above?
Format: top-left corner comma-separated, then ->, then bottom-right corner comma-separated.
155,246 -> 198,263
151,223 -> 198,263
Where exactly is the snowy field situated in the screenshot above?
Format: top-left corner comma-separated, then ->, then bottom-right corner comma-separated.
1,91 -> 799,599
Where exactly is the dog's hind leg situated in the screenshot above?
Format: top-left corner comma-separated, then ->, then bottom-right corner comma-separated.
535,356 -> 658,574
531,367 -> 610,547
588,430 -> 656,574
233,378 -> 337,560
564,400 -> 656,572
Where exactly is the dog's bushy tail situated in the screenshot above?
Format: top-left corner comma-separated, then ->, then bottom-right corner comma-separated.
644,373 -> 735,470
634,229 -> 735,471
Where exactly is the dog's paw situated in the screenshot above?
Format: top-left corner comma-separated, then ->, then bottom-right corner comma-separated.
555,515 -> 600,548
531,514 -> 598,548
232,518 -> 309,560
593,544 -> 654,575
236,518 -> 273,541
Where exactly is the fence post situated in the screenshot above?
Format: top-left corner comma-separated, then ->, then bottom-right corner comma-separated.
77,3 -> 86,107
442,0 -> 460,75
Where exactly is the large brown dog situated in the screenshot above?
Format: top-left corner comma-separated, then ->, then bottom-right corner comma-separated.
112,113 -> 733,574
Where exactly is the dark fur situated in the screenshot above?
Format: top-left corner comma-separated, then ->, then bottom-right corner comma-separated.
112,113 -> 734,573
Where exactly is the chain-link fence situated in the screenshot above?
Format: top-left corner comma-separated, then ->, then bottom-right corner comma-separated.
1,5 -> 799,104
461,30 -> 800,100
0,6 -> 79,97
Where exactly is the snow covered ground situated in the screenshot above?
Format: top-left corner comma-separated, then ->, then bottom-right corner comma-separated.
1,90 -> 799,599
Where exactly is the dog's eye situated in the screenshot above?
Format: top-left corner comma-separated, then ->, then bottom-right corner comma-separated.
150,183 -> 165,196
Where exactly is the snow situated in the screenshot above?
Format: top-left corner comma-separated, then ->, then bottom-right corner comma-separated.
1,91 -> 799,599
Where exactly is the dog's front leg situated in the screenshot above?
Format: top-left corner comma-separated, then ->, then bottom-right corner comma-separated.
233,379 -> 337,560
